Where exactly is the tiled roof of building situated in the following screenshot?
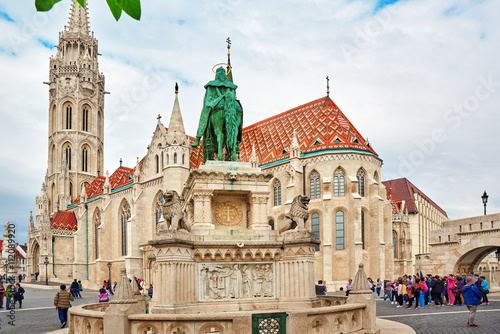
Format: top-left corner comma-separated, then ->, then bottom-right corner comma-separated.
73,166 -> 135,204
382,178 -> 448,217
189,96 -> 377,168
51,211 -> 78,231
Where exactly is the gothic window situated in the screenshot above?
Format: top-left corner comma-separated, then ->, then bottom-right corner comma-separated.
94,209 -> 101,260
65,145 -> 72,170
166,154 -> 169,165
82,147 -> 88,172
393,231 -> 397,258
312,213 -> 320,251
336,211 -> 344,250
310,171 -> 321,199
357,169 -> 365,197
182,154 -> 185,165
120,200 -> 131,256
361,210 -> 365,249
66,106 -> 72,129
82,107 -> 89,132
334,169 -> 345,197
155,192 -> 164,226
174,153 -> 177,164
268,219 -> 274,230
69,182 -> 73,201
273,180 -> 282,206
155,155 -> 159,173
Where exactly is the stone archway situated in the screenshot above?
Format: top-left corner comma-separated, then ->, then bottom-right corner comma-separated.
32,242 -> 40,278
441,235 -> 500,275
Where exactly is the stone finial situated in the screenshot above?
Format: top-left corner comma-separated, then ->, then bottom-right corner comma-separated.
111,267 -> 137,304
133,157 -> 141,182
29,211 -> 34,229
80,183 -> 87,202
103,170 -> 111,194
350,262 -> 372,294
250,145 -> 258,168
290,130 -> 301,158
132,277 -> 141,296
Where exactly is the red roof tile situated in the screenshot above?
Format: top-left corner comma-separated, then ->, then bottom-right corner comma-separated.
189,96 -> 377,168
382,178 -> 448,217
51,211 -> 78,231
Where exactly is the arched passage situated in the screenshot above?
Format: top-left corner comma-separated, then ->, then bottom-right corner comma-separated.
32,242 -> 40,277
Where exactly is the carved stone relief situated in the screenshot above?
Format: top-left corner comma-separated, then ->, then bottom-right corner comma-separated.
199,262 -> 275,301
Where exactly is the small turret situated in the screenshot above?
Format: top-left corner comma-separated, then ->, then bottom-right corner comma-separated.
166,83 -> 188,146
103,170 -> 111,194
250,145 -> 258,168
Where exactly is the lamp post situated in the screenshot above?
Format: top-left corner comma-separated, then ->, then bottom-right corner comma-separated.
481,191 -> 488,215
43,256 -> 49,285
107,262 -> 112,287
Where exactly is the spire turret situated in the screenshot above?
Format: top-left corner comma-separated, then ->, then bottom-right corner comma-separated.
68,0 -> 90,35
166,83 -> 188,145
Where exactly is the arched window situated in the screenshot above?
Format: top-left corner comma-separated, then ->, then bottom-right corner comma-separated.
334,169 -> 345,197
97,110 -> 102,138
82,107 -> 89,132
64,145 -> 72,170
310,171 -> 321,199
268,219 -> 274,230
120,201 -> 131,256
361,210 -> 365,249
155,155 -> 159,173
357,169 -> 365,197
174,153 -> 177,164
94,209 -> 101,260
161,153 -> 164,170
82,147 -> 88,172
312,213 -> 320,251
273,180 -> 282,206
373,171 -> 379,182
66,105 -> 72,129
69,182 -> 73,201
336,211 -> 344,250
155,192 -> 164,226
393,231 -> 397,258
182,154 -> 185,165
166,154 -> 169,165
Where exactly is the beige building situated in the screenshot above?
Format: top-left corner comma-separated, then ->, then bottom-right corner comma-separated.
383,178 -> 449,274
27,0 -> 396,291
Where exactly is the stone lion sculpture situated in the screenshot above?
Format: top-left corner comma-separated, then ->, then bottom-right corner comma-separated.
160,190 -> 191,232
279,195 -> 310,233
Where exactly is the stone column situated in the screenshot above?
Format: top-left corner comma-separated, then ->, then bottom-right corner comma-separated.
347,263 -> 379,333
103,267 -> 142,334
249,193 -> 271,230
191,190 -> 214,230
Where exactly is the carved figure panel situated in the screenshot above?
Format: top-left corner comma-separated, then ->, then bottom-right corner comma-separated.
199,262 -> 275,301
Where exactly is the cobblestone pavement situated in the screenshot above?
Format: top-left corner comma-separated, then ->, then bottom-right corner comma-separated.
376,295 -> 500,334
0,282 -> 100,333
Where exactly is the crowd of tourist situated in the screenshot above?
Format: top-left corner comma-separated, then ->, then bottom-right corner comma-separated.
377,272 -> 490,327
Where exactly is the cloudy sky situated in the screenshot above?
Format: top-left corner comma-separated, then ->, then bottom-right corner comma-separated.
0,0 -> 499,243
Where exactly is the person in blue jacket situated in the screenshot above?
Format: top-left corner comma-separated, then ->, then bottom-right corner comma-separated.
463,276 -> 482,327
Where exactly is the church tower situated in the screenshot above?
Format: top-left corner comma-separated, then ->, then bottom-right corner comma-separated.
45,0 -> 105,212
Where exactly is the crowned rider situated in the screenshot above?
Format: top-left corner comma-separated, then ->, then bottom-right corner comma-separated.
191,67 -> 243,162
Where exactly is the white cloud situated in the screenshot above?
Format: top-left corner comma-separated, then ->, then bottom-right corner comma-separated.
0,0 -> 499,243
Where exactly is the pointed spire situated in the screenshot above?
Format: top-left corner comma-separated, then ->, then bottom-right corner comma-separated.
80,183 -> 87,202
29,211 -> 35,229
166,83 -> 187,145
290,130 -> 301,158
68,0 -> 90,35
133,157 -> 141,182
103,170 -> 111,194
250,145 -> 258,168
226,37 -> 233,83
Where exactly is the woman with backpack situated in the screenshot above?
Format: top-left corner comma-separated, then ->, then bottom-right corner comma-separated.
97,288 -> 109,303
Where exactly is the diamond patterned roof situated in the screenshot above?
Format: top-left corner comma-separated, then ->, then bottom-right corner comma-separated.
72,166 -> 134,204
189,96 -> 377,168
51,211 -> 78,231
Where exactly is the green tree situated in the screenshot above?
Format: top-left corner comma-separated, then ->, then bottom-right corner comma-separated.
35,0 -> 141,21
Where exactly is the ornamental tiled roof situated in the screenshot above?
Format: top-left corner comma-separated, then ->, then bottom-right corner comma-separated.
51,211 -> 78,231
72,166 -> 135,204
382,178 -> 448,217
188,96 -> 377,168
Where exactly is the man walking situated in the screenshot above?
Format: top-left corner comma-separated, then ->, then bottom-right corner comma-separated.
463,276 -> 482,327
431,275 -> 444,306
54,284 -> 74,328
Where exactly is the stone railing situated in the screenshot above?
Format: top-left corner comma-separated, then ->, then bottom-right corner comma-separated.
318,295 -> 348,307
68,302 -> 108,334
